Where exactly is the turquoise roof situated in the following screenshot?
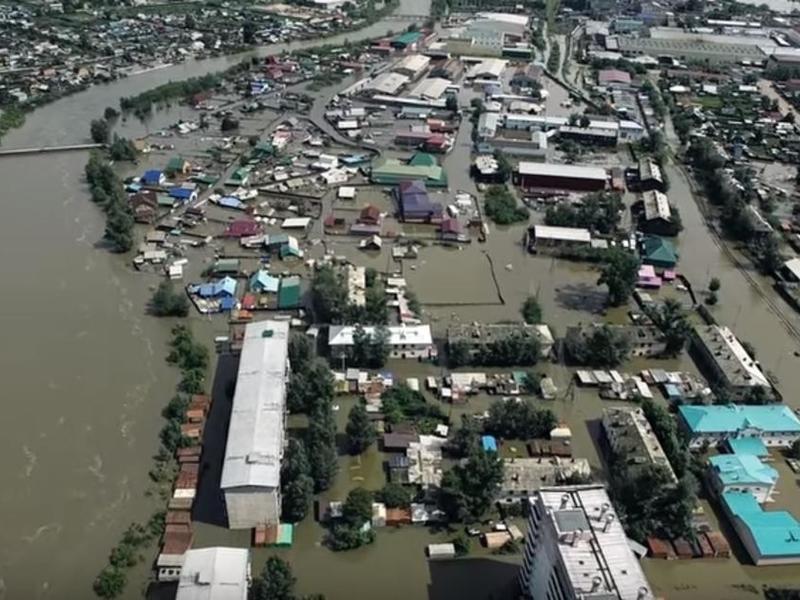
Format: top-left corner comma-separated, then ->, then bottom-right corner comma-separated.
679,404 -> 800,434
722,491 -> 800,557
710,454 -> 778,486
249,270 -> 280,293
727,437 -> 769,457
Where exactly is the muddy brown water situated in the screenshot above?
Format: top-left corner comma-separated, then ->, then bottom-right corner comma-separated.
4,8 -> 800,596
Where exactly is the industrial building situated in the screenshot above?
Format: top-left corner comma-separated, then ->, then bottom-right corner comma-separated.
514,162 -> 608,192
635,190 -> 679,236
527,224 -> 592,254
393,54 -> 431,79
176,547 -> 251,600
602,406 -> 677,482
678,404 -> 800,449
221,320 -> 290,529
690,325 -> 771,401
367,72 -> 410,95
328,324 -> 436,359
616,28 -> 771,64
370,153 -> 448,187
519,485 -> 654,600
408,77 -> 451,100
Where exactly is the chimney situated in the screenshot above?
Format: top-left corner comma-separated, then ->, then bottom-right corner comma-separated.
560,493 -> 570,509
603,514 -> 615,532
591,576 -> 603,593
572,528 -> 584,546
599,503 -> 610,519
637,587 -> 650,600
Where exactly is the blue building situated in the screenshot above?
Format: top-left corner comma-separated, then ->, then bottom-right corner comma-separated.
708,454 -> 778,503
142,169 -> 165,186
720,491 -> 800,565
481,435 -> 498,453
249,270 -> 280,294
191,276 -> 237,299
678,404 -> 800,449
168,186 -> 198,203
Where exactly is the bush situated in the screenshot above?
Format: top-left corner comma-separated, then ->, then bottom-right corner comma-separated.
150,281 -> 190,317
483,186 -> 528,225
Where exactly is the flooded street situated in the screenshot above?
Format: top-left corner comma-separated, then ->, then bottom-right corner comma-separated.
4,1 -> 800,596
0,1 -> 429,598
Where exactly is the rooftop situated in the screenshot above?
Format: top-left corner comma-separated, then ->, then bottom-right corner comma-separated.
328,324 -> 433,347
533,486 -> 653,599
709,454 -> 778,486
533,224 -> 592,243
722,491 -> 800,558
220,321 -> 289,490
503,458 -> 591,493
602,406 -> 677,481
642,190 -> 671,221
176,547 -> 250,600
693,325 -> 770,388
679,404 -> 800,434
517,162 -> 608,181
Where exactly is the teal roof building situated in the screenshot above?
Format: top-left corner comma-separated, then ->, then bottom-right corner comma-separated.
709,454 -> 778,503
721,491 -> 800,565
678,404 -> 800,448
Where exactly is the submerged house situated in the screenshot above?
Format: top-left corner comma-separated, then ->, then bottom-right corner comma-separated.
190,276 -> 238,299
395,180 -> 443,223
250,270 -> 281,294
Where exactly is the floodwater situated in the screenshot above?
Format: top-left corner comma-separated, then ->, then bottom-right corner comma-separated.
4,1 -> 800,595
0,0 -> 430,598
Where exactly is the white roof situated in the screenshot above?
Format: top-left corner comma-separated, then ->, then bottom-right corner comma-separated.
395,53 -> 431,75
532,486 -> 653,600
338,186 -> 356,199
475,12 -> 529,27
467,58 -> 507,79
518,161 -> 607,181
220,321 -> 289,490
533,224 -> 592,243
369,72 -> 410,95
176,547 -> 250,600
642,190 -> 671,221
783,257 -> 800,281
328,324 -> 433,347
282,217 -> 311,229
408,77 -> 451,100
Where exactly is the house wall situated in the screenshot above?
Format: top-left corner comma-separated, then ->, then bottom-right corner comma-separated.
225,486 -> 280,529
515,172 -> 606,192
732,516 -> 800,566
686,430 -> 800,449
519,498 -> 572,600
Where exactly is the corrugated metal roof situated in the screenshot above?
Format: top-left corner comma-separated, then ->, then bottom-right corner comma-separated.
220,321 -> 289,490
517,162 -> 607,180
176,547 -> 250,600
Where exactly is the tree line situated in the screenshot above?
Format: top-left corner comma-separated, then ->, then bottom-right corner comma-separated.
85,152 -> 134,253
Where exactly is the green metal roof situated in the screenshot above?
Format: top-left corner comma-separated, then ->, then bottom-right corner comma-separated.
278,277 -> 301,309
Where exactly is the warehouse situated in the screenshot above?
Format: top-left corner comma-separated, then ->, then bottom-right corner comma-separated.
367,72 -> 410,95
616,30 -> 769,64
176,547 -> 250,600
466,58 -> 508,80
513,162 -> 607,192
221,320 -> 290,529
394,54 -> 431,79
408,77 -> 452,100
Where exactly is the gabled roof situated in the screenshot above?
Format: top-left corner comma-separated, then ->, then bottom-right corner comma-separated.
249,270 -> 280,293
679,404 -> 800,434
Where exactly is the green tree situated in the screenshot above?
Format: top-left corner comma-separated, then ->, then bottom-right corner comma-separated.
438,449 -> 504,522
90,118 -> 110,144
708,277 -> 721,292
789,439 -> 800,459
484,398 -> 557,439
484,185 -> 528,225
104,203 -> 134,253
445,95 -> 458,112
287,359 -> 333,414
281,438 -> 314,523
306,401 -> 338,492
451,533 -> 471,556
447,414 -> 482,458
598,249 -> 640,306
347,324 -> 390,369
150,281 -> 190,317
93,566 -> 126,599
311,265 -> 348,323
108,135 -> 137,161
242,20 -> 257,44
521,296 -> 543,324
377,483 -> 412,508
647,298 -> 690,357
345,402 -> 375,454
288,332 -> 313,373
251,556 -> 296,600
447,339 -> 471,368
184,13 -> 196,29
566,325 -> 631,367
342,487 -> 373,527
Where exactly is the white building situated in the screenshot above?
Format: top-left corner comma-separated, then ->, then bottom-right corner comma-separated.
602,406 -> 677,482
408,77 -> 451,100
708,454 -> 778,504
368,72 -> 410,95
466,58 -> 508,80
328,324 -> 435,359
221,320 -> 290,529
394,54 -> 431,79
176,547 -> 250,600
520,486 -> 654,600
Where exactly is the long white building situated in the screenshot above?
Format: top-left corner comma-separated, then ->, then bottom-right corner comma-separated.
520,485 -> 653,600
328,324 -> 435,359
221,320 -> 290,529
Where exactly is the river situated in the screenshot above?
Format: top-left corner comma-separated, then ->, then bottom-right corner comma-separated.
0,1 -> 428,599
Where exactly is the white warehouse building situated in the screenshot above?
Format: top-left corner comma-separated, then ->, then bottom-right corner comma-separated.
221,320 -> 290,529
328,324 -> 436,360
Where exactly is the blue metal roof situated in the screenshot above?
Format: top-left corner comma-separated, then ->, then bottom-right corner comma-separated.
142,169 -> 162,185
169,187 -> 194,199
722,491 -> 800,558
710,454 -> 778,486
727,437 -> 769,457
679,405 -> 800,434
482,435 -> 498,452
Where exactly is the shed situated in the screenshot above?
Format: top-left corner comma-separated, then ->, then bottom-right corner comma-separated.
672,537 -> 695,559
427,543 -> 456,559
647,536 -> 677,559
481,435 -> 498,452
482,531 -> 512,549
386,507 -> 412,526
278,277 -> 301,309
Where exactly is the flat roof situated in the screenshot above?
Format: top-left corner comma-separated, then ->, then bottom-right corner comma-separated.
328,325 -> 433,347
533,224 -> 592,243
517,162 -> 608,181
532,486 -> 653,599
603,406 -> 677,481
176,547 -> 250,600
220,321 -> 289,490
